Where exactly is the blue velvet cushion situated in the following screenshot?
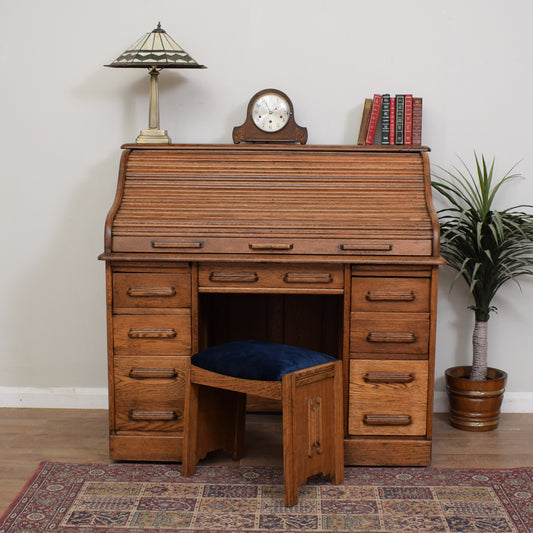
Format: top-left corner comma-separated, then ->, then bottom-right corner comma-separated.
191,340 -> 336,381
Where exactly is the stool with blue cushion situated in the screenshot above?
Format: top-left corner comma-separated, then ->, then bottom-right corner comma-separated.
182,340 -> 344,506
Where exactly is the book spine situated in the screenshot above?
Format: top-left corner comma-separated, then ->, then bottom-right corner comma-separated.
412,97 -> 423,145
395,95 -> 405,145
365,94 -> 383,145
404,94 -> 413,145
381,94 -> 390,145
357,98 -> 373,145
389,96 -> 396,145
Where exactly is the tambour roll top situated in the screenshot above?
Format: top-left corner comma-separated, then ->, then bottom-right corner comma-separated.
104,144 -> 439,259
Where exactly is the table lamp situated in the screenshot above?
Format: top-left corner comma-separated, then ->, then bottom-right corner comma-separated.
106,22 -> 205,143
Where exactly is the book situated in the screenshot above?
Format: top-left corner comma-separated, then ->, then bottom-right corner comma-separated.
381,94 -> 391,145
365,94 -> 382,145
412,97 -> 423,145
357,98 -> 373,145
389,96 -> 396,145
395,95 -> 405,145
404,94 -> 413,145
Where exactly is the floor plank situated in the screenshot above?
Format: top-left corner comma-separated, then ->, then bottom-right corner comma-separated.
1,409 -> 532,515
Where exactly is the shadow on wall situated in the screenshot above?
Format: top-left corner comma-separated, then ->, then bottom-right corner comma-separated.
434,266 -> 473,394
5,155 -> 118,389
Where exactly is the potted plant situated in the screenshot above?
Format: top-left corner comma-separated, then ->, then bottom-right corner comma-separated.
432,153 -> 533,431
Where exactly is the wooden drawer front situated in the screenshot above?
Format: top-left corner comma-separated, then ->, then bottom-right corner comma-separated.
349,359 -> 428,436
113,236 -> 431,257
114,356 -> 187,433
199,263 -> 344,291
113,313 -> 191,356
113,272 -> 191,309
350,313 -> 429,357
351,277 -> 430,313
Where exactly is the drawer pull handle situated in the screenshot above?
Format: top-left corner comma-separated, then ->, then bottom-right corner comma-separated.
129,409 -> 179,421
364,372 -> 414,384
366,291 -> 415,302
128,328 -> 177,339
367,332 -> 416,344
284,272 -> 333,284
209,271 -> 259,283
127,286 -> 176,298
151,241 -> 203,249
249,243 -> 294,250
129,368 -> 178,380
340,243 -> 392,252
363,414 -> 412,426
363,415 -> 413,426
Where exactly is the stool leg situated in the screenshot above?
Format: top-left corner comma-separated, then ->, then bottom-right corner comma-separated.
183,378 -> 246,477
231,392 -> 247,460
281,382 -> 298,507
281,361 -> 344,506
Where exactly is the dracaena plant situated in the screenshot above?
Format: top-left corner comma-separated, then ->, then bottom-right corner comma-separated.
432,153 -> 533,381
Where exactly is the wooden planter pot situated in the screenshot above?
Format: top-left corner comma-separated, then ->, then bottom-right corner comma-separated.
445,366 -> 507,432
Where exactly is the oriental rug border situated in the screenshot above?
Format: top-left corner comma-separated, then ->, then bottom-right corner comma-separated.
1,462 -> 531,532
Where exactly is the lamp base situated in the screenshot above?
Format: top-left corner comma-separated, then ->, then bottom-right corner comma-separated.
136,128 -> 171,144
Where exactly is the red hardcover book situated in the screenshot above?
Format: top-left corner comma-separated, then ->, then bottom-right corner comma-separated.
404,94 -> 413,145
412,97 -> 423,145
365,94 -> 383,145
389,96 -> 396,145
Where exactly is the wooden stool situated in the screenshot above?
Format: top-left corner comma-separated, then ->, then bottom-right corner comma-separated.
182,340 -> 344,507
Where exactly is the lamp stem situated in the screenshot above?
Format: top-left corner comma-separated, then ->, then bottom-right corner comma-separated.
136,66 -> 170,143
148,67 -> 160,130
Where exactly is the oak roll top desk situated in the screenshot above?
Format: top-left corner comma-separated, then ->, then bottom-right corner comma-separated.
99,144 -> 442,466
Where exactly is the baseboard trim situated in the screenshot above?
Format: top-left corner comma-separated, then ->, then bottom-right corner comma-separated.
0,387 -> 532,412
0,387 -> 108,409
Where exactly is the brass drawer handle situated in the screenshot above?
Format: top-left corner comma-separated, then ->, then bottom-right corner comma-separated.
340,243 -> 392,252
129,368 -> 178,380
284,272 -> 333,284
364,372 -> 414,384
367,332 -> 416,344
129,409 -> 179,421
151,241 -> 203,249
366,291 -> 415,302
127,328 -> 177,339
127,286 -> 176,297
209,271 -> 259,283
363,414 -> 412,426
249,243 -> 294,250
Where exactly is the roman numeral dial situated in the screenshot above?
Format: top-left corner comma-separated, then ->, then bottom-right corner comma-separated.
251,93 -> 291,132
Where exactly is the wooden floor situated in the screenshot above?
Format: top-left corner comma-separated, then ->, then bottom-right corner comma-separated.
1,409 -> 532,515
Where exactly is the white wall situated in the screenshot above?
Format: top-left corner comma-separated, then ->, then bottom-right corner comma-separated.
1,0 -> 532,409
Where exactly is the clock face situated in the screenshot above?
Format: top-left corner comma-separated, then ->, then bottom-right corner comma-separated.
251,93 -> 291,132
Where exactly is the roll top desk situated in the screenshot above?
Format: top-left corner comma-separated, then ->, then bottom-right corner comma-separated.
100,144 -> 442,466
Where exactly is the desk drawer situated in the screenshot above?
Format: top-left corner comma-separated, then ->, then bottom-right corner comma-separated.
349,359 -> 428,436
113,313 -> 191,356
113,271 -> 191,309
350,313 -> 429,357
113,236 -> 431,257
113,356 -> 187,433
199,263 -> 344,291
352,277 -> 430,313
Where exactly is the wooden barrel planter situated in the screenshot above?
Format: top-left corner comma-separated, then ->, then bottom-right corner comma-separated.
445,366 -> 507,431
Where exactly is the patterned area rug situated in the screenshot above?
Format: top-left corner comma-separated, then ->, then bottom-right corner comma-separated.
1,463 -> 532,532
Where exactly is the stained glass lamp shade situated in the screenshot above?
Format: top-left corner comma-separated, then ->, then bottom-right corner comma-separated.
106,23 -> 205,143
